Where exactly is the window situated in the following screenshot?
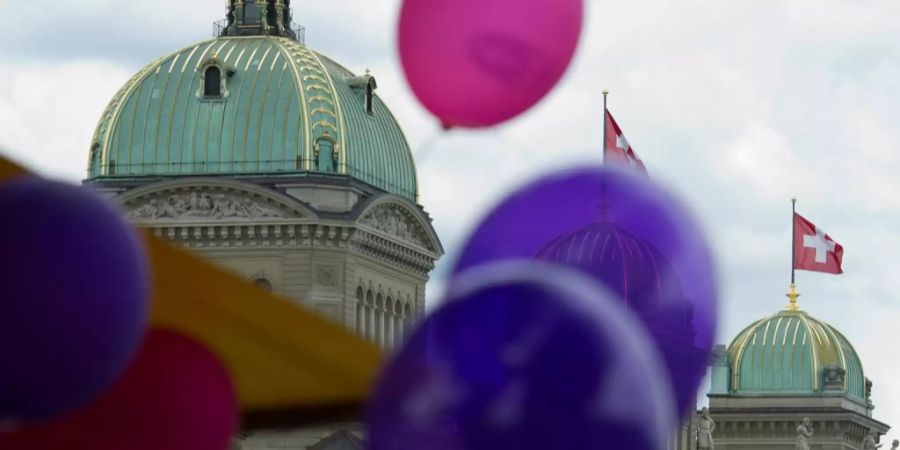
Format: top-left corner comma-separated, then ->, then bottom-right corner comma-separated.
243,3 -> 260,23
385,296 -> 394,348
365,290 -> 374,341
375,293 -> 384,345
204,66 -> 222,98
356,287 -> 365,335
315,138 -> 335,173
394,299 -> 403,345
365,83 -> 374,114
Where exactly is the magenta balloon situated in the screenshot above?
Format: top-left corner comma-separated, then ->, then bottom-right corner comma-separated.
398,0 -> 583,128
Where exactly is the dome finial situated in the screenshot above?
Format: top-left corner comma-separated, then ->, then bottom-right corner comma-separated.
595,182 -> 612,223
785,283 -> 801,310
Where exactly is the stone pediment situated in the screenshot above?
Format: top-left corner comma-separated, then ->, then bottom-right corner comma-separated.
120,182 -> 311,222
358,202 -> 436,252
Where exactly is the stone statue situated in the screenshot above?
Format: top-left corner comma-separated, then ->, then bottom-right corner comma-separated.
168,195 -> 188,214
890,439 -> 898,450
863,431 -> 883,450
796,417 -> 813,450
696,407 -> 715,450
211,195 -> 241,218
242,198 -> 280,217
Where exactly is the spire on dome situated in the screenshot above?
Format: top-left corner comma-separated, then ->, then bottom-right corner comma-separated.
215,0 -> 305,42
785,283 -> 801,311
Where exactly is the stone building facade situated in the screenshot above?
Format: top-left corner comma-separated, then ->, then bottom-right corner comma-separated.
84,1 -> 442,448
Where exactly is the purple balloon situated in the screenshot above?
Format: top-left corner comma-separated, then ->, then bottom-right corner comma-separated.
450,166 -> 718,418
367,262 -> 675,450
0,177 -> 149,423
398,0 -> 583,128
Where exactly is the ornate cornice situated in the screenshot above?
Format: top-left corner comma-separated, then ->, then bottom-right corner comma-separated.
116,180 -> 438,275
141,223 -> 434,275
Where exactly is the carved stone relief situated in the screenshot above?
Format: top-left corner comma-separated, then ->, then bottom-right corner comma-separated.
126,188 -> 293,221
360,203 -> 433,250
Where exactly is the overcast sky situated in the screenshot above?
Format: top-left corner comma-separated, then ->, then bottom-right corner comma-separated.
2,0 -> 899,432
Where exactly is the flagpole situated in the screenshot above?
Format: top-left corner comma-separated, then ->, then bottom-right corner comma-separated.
787,197 -> 800,310
602,89 -> 609,164
791,197 -> 796,284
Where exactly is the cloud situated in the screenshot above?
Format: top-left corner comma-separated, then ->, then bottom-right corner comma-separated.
0,61 -> 132,181
0,1 -> 213,65
711,125 -> 821,200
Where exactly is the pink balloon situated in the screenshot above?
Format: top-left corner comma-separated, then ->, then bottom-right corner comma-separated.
0,328 -> 239,450
398,0 -> 583,128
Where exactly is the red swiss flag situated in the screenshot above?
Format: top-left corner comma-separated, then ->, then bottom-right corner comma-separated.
793,213 -> 843,274
605,110 -> 648,175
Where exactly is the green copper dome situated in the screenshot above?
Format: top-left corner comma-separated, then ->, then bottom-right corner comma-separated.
727,309 -> 866,401
87,36 -> 417,201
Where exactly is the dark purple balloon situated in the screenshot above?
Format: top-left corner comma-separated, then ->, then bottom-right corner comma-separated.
450,166 -> 718,418
0,177 -> 149,423
367,262 -> 675,450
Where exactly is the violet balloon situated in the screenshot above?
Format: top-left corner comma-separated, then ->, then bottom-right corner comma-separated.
398,0 -> 583,128
450,166 -> 718,419
0,328 -> 239,450
0,178 -> 149,423
367,262 -> 675,450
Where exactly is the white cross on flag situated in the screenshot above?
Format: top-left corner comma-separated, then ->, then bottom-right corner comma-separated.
604,110 -> 648,175
793,213 -> 843,274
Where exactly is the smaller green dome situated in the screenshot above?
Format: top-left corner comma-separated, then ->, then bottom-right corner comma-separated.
728,309 -> 865,401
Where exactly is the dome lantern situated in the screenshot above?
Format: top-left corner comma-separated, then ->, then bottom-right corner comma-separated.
216,0 -> 304,42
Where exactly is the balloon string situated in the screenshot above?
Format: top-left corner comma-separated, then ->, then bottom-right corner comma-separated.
412,125 -> 513,167
412,129 -> 443,165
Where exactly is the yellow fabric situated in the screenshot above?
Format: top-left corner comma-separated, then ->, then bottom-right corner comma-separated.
145,236 -> 382,410
0,155 -> 27,180
0,154 -> 383,412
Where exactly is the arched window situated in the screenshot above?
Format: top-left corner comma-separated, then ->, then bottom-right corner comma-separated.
385,296 -> 394,348
393,299 -> 403,346
403,302 -> 413,338
204,66 -> 222,98
375,293 -> 384,345
365,290 -> 374,341
355,287 -> 365,335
